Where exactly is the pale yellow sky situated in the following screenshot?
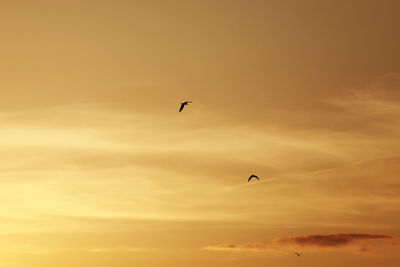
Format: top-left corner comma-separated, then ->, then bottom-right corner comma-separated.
1,1 -> 400,266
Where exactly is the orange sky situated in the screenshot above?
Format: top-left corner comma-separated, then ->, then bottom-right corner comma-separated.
1,1 -> 400,266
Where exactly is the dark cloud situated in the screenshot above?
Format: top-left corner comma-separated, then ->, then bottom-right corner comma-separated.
277,233 -> 392,248
205,233 -> 396,253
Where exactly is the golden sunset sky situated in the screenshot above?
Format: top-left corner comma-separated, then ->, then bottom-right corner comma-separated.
1,0 -> 400,266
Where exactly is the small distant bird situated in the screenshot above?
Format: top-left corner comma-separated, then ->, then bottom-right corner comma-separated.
248,174 -> 259,182
179,101 -> 192,112
294,252 -> 302,257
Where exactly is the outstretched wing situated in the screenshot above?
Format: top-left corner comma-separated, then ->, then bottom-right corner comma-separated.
179,103 -> 185,112
248,175 -> 259,182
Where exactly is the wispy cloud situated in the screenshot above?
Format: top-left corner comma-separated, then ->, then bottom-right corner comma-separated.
88,247 -> 143,253
325,73 -> 400,136
203,243 -> 267,252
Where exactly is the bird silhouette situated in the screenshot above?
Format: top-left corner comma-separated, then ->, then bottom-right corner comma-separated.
248,174 -> 259,182
179,101 -> 192,112
294,252 -> 302,257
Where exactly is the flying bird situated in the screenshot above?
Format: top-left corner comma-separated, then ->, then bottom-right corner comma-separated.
294,252 -> 302,257
179,101 -> 192,112
248,174 -> 259,182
